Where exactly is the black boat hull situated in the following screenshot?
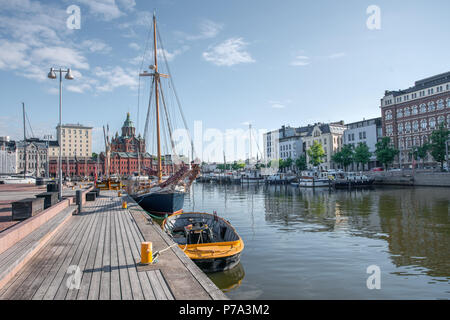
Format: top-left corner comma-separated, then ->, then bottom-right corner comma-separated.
192,252 -> 242,273
333,180 -> 375,188
133,191 -> 184,215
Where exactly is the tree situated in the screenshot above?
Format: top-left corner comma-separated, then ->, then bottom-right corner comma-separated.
429,123 -> 450,171
375,137 -> 399,170
353,142 -> 372,171
295,155 -> 307,172
284,157 -> 293,171
278,159 -> 285,172
307,141 -> 326,167
331,144 -> 354,171
410,144 -> 429,169
92,152 -> 98,159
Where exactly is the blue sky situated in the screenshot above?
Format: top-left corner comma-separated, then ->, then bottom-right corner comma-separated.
0,0 -> 449,160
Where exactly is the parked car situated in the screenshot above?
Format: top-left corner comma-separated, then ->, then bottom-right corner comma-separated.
371,167 -> 384,172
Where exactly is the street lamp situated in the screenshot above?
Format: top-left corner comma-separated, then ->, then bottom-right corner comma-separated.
47,67 -> 74,200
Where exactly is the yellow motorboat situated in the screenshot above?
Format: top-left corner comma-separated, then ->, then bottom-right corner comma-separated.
163,212 -> 244,273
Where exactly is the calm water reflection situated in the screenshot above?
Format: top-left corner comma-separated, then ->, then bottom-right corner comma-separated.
184,183 -> 450,299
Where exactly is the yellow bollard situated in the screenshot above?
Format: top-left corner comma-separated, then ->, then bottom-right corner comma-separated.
122,201 -> 127,209
140,242 -> 153,264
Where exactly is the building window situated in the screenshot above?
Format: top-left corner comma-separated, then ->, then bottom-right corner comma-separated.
437,116 -> 445,125
405,122 -> 411,133
385,110 -> 393,120
420,119 -> 427,130
437,99 -> 444,110
420,103 -> 427,113
412,121 -> 419,132
446,98 -> 450,108
386,125 -> 393,136
428,101 -> 435,111
412,105 -> 418,115
404,107 -> 411,117
397,109 -> 403,118
429,117 -> 436,129
398,123 -> 403,134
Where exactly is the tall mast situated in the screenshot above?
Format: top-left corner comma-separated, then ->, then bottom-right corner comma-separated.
22,102 -> 27,178
153,13 -> 163,183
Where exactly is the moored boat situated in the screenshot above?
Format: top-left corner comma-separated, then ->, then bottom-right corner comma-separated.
332,172 -> 374,188
299,170 -> 331,187
163,211 -> 244,273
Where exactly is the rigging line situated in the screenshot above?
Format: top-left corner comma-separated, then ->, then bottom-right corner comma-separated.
137,15 -> 154,135
143,77 -> 155,144
159,80 -> 177,156
156,24 -> 196,159
25,111 -> 35,138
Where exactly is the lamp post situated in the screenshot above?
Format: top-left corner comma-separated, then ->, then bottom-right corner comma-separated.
47,67 -> 74,200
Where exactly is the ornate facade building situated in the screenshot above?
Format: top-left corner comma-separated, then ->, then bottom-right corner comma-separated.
381,71 -> 450,168
111,113 -> 146,153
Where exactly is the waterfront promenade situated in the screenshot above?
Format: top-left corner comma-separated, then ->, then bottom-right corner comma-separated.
0,188 -> 226,300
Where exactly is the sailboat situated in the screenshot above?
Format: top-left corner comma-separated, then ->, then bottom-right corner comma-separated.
131,13 -> 199,216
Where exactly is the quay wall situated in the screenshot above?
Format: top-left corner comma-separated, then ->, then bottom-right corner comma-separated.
371,172 -> 450,187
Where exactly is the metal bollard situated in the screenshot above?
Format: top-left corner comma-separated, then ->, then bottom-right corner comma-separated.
76,190 -> 82,214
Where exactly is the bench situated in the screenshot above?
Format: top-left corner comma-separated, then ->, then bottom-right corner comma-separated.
0,205 -> 76,289
35,192 -> 59,209
86,191 -> 96,201
12,198 -> 44,221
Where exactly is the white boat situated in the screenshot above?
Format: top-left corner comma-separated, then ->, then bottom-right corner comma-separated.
241,170 -> 264,184
298,171 -> 330,188
332,172 -> 374,188
0,175 -> 36,184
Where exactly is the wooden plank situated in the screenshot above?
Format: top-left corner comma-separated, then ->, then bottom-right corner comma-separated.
116,208 -> 144,300
53,203 -> 100,300
113,200 -> 133,300
43,205 -> 99,300
98,199 -> 111,300
155,270 -> 174,300
0,212 -> 75,299
118,205 -> 156,300
76,200 -> 106,300
30,209 -> 92,300
65,200 -> 102,300
146,270 -> 167,300
109,198 -> 121,300
87,199 -> 108,300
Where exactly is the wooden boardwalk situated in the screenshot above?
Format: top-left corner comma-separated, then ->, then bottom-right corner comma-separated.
0,190 -> 226,300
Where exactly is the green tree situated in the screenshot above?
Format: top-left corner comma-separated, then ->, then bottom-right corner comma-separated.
331,144 -> 354,171
410,144 -> 429,168
307,141 -> 326,167
278,159 -> 285,172
284,157 -> 293,171
295,155 -> 307,172
91,152 -> 98,159
353,142 -> 372,171
429,123 -> 450,171
375,137 -> 399,170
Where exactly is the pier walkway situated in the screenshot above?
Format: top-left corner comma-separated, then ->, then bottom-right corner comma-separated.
0,190 -> 226,300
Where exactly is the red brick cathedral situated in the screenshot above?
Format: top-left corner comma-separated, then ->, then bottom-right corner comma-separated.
111,112 -> 146,153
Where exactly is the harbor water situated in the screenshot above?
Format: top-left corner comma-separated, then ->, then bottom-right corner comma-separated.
184,183 -> 450,299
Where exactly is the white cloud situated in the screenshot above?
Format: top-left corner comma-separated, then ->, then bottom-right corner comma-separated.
32,46 -> 90,70
81,39 -> 112,54
129,42 -> 140,50
94,66 -> 138,92
0,40 -> 30,69
129,45 -> 189,65
203,38 -> 255,67
328,52 -> 346,59
291,55 -> 310,66
180,19 -> 223,41
75,0 -> 123,21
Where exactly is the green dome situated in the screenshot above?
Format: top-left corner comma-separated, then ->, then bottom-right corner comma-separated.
123,112 -> 134,128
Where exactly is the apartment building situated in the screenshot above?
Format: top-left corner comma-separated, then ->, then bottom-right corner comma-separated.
57,123 -> 93,158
